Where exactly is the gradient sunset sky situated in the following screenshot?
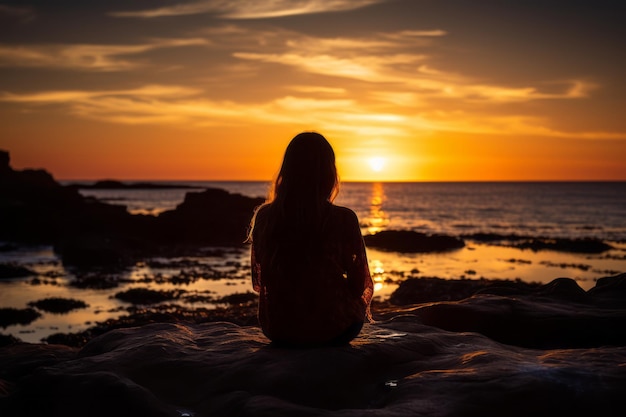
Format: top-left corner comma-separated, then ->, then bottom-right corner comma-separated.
1,0 -> 624,181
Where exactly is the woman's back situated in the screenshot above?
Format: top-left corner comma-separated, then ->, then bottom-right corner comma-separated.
249,132 -> 373,346
251,203 -> 373,345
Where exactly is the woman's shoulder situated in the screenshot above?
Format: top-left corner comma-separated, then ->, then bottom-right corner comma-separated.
329,204 -> 359,224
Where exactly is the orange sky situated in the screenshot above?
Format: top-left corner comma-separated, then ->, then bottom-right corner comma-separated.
1,0 -> 625,181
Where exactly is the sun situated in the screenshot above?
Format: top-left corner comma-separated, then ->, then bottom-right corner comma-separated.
368,156 -> 386,172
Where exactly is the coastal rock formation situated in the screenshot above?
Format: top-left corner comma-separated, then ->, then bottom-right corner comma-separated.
68,180 -> 198,189
1,319 -> 624,417
157,188 -> 263,246
364,230 -> 465,253
462,233 -> 613,254
0,151 -> 263,266
385,274 -> 626,349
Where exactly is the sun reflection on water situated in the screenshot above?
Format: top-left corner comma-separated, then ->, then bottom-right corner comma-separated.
364,182 -> 390,235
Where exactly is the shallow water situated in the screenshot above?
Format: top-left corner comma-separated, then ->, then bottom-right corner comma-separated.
2,240 -> 625,343
3,181 -> 625,343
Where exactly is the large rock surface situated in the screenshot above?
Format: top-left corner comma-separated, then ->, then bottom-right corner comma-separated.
1,274 -> 625,416
1,318 -> 624,417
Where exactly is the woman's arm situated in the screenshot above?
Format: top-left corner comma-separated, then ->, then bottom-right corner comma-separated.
251,242 -> 262,293
344,209 -> 374,320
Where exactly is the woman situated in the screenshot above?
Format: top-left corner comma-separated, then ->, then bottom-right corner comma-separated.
248,132 -> 373,347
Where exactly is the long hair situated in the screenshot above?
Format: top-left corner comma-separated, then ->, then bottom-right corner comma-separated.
249,132 -> 339,265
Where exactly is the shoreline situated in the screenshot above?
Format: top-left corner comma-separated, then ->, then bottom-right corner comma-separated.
2,237 -> 625,345
2,248 -> 625,348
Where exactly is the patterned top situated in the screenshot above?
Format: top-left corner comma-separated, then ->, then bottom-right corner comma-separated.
251,204 -> 373,345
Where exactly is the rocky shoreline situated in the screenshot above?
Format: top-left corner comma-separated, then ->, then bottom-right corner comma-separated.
1,150 -> 617,267
1,273 -> 625,416
2,150 -> 626,415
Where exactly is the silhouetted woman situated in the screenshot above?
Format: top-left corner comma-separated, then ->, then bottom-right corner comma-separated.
249,132 -> 373,347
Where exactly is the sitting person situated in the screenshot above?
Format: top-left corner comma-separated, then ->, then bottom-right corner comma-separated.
248,132 -> 373,347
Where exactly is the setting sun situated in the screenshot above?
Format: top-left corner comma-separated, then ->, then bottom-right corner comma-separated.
368,157 -> 386,172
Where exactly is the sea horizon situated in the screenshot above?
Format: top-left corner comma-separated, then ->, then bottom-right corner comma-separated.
60,178 -> 626,184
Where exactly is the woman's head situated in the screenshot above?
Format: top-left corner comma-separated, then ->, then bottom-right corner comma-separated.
248,131 -> 338,246
272,132 -> 338,203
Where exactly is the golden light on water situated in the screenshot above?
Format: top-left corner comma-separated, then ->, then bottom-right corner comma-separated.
364,182 -> 389,235
370,259 -> 386,293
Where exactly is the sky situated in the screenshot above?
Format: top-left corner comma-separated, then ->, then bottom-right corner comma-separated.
0,0 -> 625,181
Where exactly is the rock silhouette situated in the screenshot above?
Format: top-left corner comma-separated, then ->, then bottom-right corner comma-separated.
0,150 -> 263,266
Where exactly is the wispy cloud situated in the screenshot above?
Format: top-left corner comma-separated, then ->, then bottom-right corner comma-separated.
0,38 -> 208,71
3,85 -> 623,140
288,86 -> 347,95
0,85 -> 200,103
0,24 -> 619,142
111,0 -> 386,19
226,26 -> 597,104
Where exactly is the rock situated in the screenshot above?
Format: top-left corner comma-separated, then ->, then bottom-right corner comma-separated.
587,273 -> 626,307
0,150 -> 10,174
515,237 -> 613,253
70,180 -> 198,189
0,321 -> 624,417
383,276 -> 626,349
114,288 -> 184,305
0,263 -> 35,279
382,294 -> 626,349
27,298 -> 89,314
462,233 -> 613,254
364,230 -> 465,253
390,276 -> 539,305
215,292 -> 258,305
156,188 -> 264,246
0,151 -> 263,266
0,333 -> 21,347
0,308 -> 41,328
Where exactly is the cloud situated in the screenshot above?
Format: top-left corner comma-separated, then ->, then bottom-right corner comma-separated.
3,84 -> 622,140
0,24 -> 619,141
111,0 -> 387,19
0,4 -> 36,22
0,38 -> 208,71
0,85 -> 200,103
234,51 -> 423,82
0,85 -> 242,125
288,86 -> 347,95
227,26 -> 597,104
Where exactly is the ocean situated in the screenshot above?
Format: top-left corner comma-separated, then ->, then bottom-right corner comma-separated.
2,181 -> 625,343
74,180 -> 626,241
